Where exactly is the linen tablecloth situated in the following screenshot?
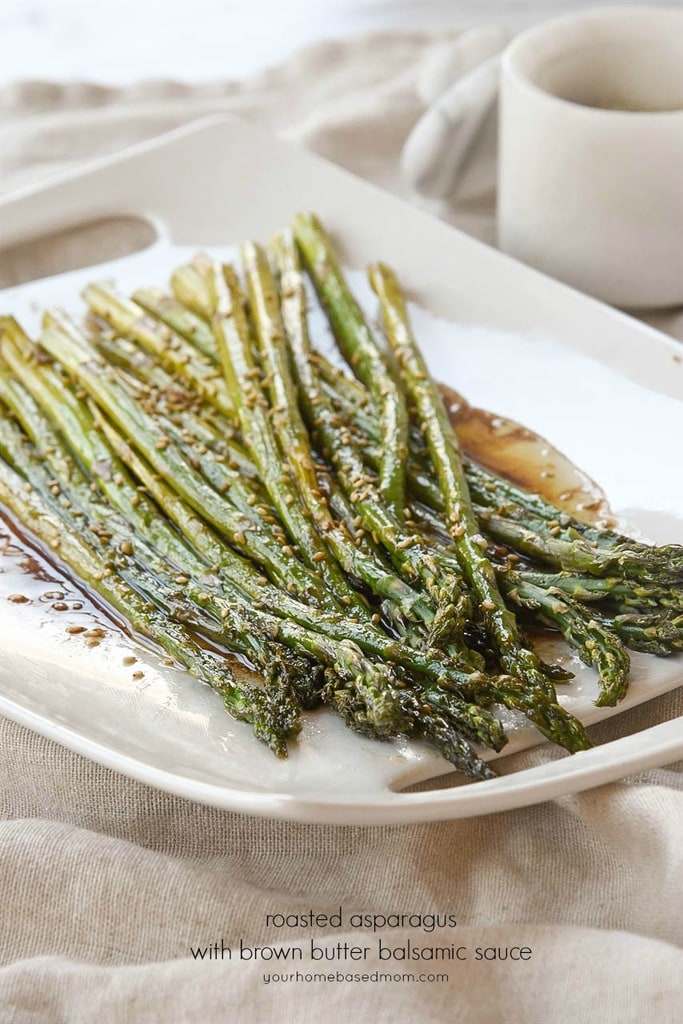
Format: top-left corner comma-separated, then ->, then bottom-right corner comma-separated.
1,31 -> 681,1024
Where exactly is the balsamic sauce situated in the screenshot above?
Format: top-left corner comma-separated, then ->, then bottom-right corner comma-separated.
441,383 -> 615,527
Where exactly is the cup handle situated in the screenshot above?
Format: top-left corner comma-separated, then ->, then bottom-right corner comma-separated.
402,54 -> 502,201
417,24 -> 510,104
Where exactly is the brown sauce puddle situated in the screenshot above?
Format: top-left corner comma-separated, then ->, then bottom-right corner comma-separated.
440,383 -> 615,527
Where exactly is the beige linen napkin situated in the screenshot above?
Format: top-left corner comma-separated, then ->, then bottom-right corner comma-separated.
1,32 -> 681,1024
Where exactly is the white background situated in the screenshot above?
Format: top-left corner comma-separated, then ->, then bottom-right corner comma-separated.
0,0 -> 678,84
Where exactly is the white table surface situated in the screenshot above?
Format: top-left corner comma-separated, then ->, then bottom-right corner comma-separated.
1,0 -> 679,84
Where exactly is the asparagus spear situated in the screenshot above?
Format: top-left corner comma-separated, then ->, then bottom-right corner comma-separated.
208,261 -> 370,618
17,317 -> 343,612
3,323 -> 593,757
171,260 -> 214,320
87,326 -> 273,502
242,239 -> 433,626
134,286 -> 217,360
78,316 -> 199,405
408,496 -> 683,635
82,283 -> 234,417
292,213 -> 409,522
599,611 -> 683,657
4,325 -> 337,627
227,243 -> 588,749
84,343 -> 490,686
499,571 -> 630,706
0,395 -> 548,769
270,229 -> 474,651
464,461 -> 683,579
474,508 -> 676,583
157,556 -> 499,767
359,419 -> 666,582
368,261 -> 591,750
517,569 -> 683,616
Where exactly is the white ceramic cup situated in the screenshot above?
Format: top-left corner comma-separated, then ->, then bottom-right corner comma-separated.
498,6 -> 683,309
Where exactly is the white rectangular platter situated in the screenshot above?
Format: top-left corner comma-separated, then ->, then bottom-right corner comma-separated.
0,116 -> 681,824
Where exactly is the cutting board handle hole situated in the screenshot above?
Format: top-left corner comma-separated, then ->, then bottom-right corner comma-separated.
0,216 -> 158,288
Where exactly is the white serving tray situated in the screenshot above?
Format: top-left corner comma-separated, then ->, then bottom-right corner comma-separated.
0,116 -> 681,824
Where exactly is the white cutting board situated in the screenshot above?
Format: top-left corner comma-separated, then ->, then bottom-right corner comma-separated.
0,116 -> 681,823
